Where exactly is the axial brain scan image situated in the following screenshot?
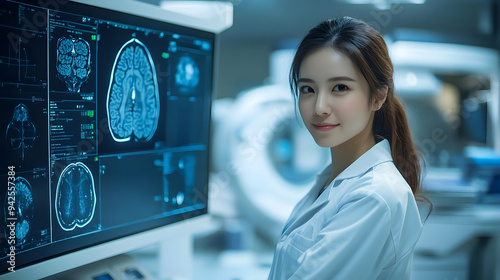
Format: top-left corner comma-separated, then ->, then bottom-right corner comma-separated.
5,104 -> 37,161
107,38 -> 159,143
55,162 -> 96,231
56,36 -> 92,92
4,177 -> 34,246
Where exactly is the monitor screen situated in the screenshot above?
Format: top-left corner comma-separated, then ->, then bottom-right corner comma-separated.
0,0 -> 214,275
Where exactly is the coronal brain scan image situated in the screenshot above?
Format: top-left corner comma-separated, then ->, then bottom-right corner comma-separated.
107,38 -> 159,143
5,104 -> 37,161
4,177 -> 34,246
55,162 -> 96,231
175,55 -> 200,94
56,36 -> 92,92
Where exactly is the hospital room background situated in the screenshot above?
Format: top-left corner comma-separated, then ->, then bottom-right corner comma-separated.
1,0 -> 499,279
208,1 -> 500,279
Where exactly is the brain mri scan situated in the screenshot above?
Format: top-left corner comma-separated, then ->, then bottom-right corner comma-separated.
5,104 -> 37,161
55,162 -> 96,231
106,38 -> 159,143
175,55 -> 200,94
56,36 -> 91,92
4,177 -> 34,246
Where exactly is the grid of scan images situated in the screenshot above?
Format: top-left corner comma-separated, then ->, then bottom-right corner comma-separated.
0,0 -> 213,273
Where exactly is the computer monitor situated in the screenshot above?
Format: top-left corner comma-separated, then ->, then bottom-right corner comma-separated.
0,0 -> 218,278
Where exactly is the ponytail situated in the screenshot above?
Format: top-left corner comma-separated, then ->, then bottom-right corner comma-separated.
373,89 -> 432,215
373,88 -> 421,195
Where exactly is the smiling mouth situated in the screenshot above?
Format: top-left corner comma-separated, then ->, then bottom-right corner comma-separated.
312,123 -> 340,131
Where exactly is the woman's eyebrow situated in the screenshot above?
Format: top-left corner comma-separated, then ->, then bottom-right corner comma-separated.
298,76 -> 356,83
328,76 -> 356,82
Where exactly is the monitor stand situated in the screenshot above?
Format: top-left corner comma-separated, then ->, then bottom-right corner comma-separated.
42,254 -> 155,280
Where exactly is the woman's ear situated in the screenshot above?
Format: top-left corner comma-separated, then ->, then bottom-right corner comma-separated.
372,86 -> 388,111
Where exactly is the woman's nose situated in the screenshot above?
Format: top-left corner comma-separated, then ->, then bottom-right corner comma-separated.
314,92 -> 332,116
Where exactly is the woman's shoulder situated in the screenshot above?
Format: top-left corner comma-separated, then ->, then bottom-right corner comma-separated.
339,161 -> 415,212
371,161 -> 413,197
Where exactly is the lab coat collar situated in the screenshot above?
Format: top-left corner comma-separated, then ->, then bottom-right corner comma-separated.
280,139 -> 393,236
325,139 -> 393,181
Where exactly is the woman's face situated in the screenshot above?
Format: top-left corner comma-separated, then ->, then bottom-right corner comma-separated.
298,47 -> 377,148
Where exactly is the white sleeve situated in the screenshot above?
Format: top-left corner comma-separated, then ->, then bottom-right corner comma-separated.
289,191 -> 395,280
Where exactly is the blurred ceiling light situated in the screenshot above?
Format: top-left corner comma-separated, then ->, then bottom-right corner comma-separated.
339,0 -> 426,4
339,0 -> 425,9
160,1 -> 233,31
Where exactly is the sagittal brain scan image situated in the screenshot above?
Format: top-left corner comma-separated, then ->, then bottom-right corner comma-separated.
107,38 -> 159,143
165,154 -> 198,207
175,55 -> 200,94
173,155 -> 196,206
4,177 -> 34,246
55,162 -> 96,231
5,104 -> 37,161
56,36 -> 91,92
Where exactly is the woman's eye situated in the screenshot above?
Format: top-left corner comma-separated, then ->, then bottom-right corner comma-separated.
299,86 -> 315,94
333,84 -> 348,92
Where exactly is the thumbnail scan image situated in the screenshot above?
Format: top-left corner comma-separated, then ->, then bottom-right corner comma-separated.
163,153 -> 198,207
56,36 -> 91,92
175,54 -> 200,94
5,104 -> 37,161
106,38 -> 159,143
3,177 -> 34,246
179,154 -> 196,193
171,155 -> 197,206
55,162 -> 96,231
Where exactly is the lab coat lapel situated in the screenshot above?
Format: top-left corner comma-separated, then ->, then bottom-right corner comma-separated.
281,186 -> 330,236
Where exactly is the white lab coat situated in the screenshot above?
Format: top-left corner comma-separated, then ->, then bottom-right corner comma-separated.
268,139 -> 423,280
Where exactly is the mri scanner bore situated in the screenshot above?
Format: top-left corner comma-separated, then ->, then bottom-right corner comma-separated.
3,177 -> 34,246
56,36 -> 92,93
106,38 -> 159,143
5,104 -> 37,161
55,162 -> 96,231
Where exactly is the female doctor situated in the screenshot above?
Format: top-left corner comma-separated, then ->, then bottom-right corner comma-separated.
268,17 -> 427,280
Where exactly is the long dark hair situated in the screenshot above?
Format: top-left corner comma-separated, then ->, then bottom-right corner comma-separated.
290,17 -> 425,198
